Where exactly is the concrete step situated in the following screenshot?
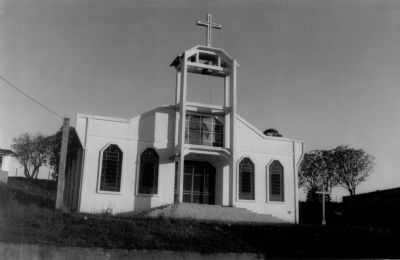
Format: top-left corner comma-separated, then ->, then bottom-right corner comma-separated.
144,203 -> 285,223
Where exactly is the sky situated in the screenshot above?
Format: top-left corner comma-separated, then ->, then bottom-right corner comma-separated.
1,0 -> 400,198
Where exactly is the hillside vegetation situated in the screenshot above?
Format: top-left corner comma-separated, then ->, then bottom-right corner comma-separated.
0,177 -> 398,258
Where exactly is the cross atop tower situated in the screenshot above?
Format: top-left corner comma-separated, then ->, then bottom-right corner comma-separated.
196,14 -> 222,47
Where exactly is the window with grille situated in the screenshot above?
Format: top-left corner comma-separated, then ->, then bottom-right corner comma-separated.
138,148 -> 159,194
185,113 -> 224,147
269,160 -> 284,202
99,144 -> 123,192
239,158 -> 255,200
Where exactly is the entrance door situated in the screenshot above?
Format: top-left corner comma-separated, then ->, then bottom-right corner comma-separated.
183,161 -> 216,204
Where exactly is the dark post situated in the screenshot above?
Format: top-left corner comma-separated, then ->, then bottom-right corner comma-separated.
322,183 -> 326,225
56,117 -> 70,210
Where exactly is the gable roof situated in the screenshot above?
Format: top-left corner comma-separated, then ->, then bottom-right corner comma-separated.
343,187 -> 400,201
0,149 -> 15,156
235,114 -> 302,143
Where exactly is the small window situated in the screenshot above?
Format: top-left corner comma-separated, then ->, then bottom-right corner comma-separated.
100,144 -> 123,192
138,148 -> 159,194
269,160 -> 284,202
239,158 -> 255,200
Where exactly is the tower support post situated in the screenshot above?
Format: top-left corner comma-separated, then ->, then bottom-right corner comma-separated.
229,60 -> 238,206
175,54 -> 188,203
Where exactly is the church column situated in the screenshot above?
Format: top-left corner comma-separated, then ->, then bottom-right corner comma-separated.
224,76 -> 230,150
174,70 -> 181,148
229,60 -> 238,206
177,54 -> 188,203
175,70 -> 181,105
174,70 -> 182,203
224,75 -> 232,206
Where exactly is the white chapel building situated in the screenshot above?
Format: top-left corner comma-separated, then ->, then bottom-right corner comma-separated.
68,15 -> 304,223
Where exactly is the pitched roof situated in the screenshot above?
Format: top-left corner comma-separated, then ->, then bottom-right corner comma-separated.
0,148 -> 15,156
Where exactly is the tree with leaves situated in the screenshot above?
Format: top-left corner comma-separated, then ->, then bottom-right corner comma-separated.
263,128 -> 283,137
299,149 -> 337,202
46,126 -> 82,180
11,133 -> 50,179
332,145 -> 374,196
45,130 -> 62,180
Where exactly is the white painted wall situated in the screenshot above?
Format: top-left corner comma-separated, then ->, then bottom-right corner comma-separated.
76,106 -> 176,214
75,106 -> 303,223
234,116 -> 303,223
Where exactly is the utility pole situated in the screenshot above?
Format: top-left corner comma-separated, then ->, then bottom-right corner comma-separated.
55,117 -> 70,210
322,183 -> 326,225
316,180 -> 328,225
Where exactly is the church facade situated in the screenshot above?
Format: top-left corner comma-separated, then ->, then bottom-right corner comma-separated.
72,22 -> 303,223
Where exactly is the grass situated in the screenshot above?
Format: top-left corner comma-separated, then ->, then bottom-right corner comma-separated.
0,177 -> 399,257
0,178 -> 251,253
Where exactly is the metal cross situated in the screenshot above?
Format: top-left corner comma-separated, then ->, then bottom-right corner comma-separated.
196,14 -> 222,47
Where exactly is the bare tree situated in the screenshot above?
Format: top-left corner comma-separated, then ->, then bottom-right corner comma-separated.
11,133 -> 50,179
332,145 -> 374,196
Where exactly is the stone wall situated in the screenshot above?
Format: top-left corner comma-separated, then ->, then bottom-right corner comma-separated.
0,242 -> 262,260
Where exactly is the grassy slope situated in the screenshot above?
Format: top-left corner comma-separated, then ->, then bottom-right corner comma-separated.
0,178 -> 250,253
0,177 -> 399,257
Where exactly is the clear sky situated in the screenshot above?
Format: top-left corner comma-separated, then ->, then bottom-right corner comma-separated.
1,0 -> 400,198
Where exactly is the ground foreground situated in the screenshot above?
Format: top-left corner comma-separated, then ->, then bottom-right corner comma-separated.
0,177 -> 399,258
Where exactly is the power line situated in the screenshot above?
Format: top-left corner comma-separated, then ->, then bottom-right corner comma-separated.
0,75 -> 63,120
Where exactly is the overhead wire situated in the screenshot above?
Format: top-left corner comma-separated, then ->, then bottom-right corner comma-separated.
0,75 -> 63,121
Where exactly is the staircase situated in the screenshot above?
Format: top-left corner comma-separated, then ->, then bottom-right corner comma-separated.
143,203 -> 284,223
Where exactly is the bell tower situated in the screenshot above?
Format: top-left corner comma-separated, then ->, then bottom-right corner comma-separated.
170,14 -> 239,205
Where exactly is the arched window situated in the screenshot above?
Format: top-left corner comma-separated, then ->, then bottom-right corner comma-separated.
269,160 -> 284,201
239,158 -> 255,200
100,144 -> 123,192
138,148 -> 159,194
